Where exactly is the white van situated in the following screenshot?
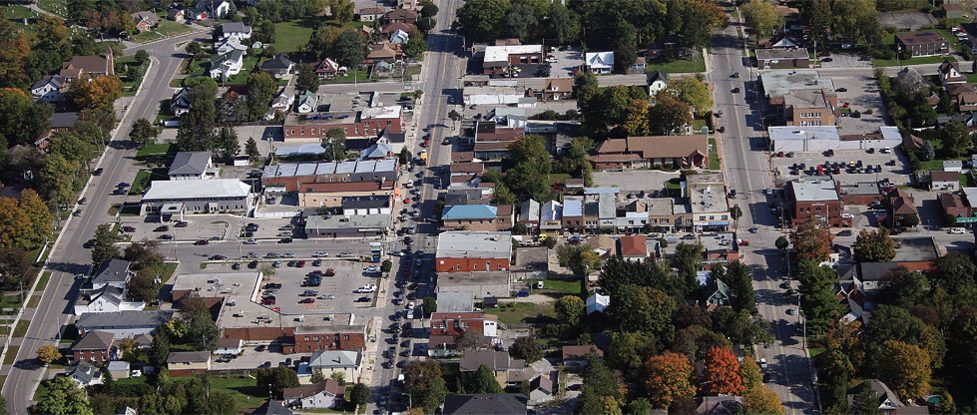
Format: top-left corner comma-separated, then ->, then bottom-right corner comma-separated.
949,227 -> 966,234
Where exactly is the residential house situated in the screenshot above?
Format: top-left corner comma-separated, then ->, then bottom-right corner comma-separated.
440,204 -> 514,231
214,338 -> 243,355
131,11 -> 159,33
704,274 -> 732,306
755,48 -> 809,69
167,7 -> 186,22
253,400 -> 294,415
847,379 -> 932,415
887,188 -> 920,229
386,8 -> 418,23
209,50 -> 245,79
36,112 -> 80,147
91,259 -> 133,291
296,90 -> 319,113
389,29 -> 409,45
59,50 -> 114,82
895,31 -> 948,57
618,235 -> 648,262
529,78 -> 572,101
648,71 -> 668,95
315,58 -> 348,79
283,380 -> 345,410
584,51 -> 614,74
381,21 -> 415,36
167,351 -> 212,376
589,135 -> 707,170
586,289 -> 609,314
168,151 -> 217,180
266,88 -> 293,120
70,330 -> 116,363
945,3 -> 966,19
365,41 -> 403,64
428,312 -> 499,354
358,7 -> 386,21
697,396 -> 744,415
307,350 -> 362,381
67,360 -> 102,388
188,0 -> 231,20
435,231 -> 512,273
443,394 -> 528,415
945,82 -> 977,112
539,200 -> 563,232
75,310 -> 173,339
562,345 -> 603,370
171,87 -> 192,116
73,285 -> 145,315
31,75 -> 67,102
786,178 -> 850,227
528,372 -> 557,405
517,199 -> 540,230
459,350 -> 530,387
108,361 -> 130,379
929,171 -> 960,191
219,22 -> 252,41
939,59 -> 967,85
261,53 -> 295,79
215,38 -> 248,55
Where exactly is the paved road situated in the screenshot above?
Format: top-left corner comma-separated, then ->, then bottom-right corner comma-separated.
708,17 -> 818,415
1,30 -> 210,414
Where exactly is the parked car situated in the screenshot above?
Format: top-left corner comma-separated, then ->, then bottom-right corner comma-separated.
195,240 -> 209,246
298,298 -> 315,304
356,296 -> 372,302
154,226 -> 169,232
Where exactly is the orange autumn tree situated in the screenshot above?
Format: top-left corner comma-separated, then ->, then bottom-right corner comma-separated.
70,75 -> 123,110
644,352 -> 696,409
701,346 -> 745,395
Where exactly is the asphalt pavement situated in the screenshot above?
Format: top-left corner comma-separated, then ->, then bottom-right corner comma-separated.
708,16 -> 818,414
1,29 -> 208,413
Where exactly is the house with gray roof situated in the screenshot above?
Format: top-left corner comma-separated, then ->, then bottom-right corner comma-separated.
169,151 -> 217,180
31,75 -> 67,102
308,350 -> 362,380
459,349 -> 531,386
219,22 -> 252,41
283,379 -> 345,409
70,330 -> 116,363
517,199 -> 540,229
66,360 -> 102,387
91,259 -> 133,291
76,310 -> 173,339
73,284 -> 145,316
261,53 -> 295,79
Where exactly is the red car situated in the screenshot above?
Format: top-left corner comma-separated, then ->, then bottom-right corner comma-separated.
739,239 -> 750,246
420,141 -> 429,148
298,298 -> 315,304
297,260 -> 306,268
403,198 -> 412,204
262,297 -> 276,305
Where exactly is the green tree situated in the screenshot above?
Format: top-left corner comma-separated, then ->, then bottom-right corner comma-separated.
607,331 -> 658,375
91,223 -> 119,266
295,63 -> 320,94
245,137 -> 261,162
775,235 -> 789,250
667,76 -> 713,117
554,295 -> 585,328
740,357 -> 763,391
672,242 -> 703,296
130,117 -> 157,146
941,120 -> 971,157
850,382 -> 882,415
649,92 -> 692,135
18,189 -> 52,247
503,135 -> 552,201
853,228 -> 896,262
544,2 -> 579,45
322,128 -> 348,161
403,360 -> 447,413
246,72 -> 277,121
34,376 -> 93,415
216,127 -> 240,162
256,365 -> 300,399
176,78 -> 218,151
795,260 -> 844,333
464,364 -> 503,393
36,345 -> 61,365
186,41 -> 203,58
879,340 -> 932,401
556,244 -> 601,278
863,305 -> 945,373
742,0 -> 784,43
404,28 -> 427,59
725,261 -> 755,313
607,285 -> 676,337
331,30 -> 366,69
579,356 -> 624,415
510,335 -> 542,363
186,308 -> 219,351
454,0 -> 511,42
349,383 -> 370,409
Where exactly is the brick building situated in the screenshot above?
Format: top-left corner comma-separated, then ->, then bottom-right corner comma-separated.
786,178 -> 851,227
282,106 -> 404,141
435,231 -> 512,273
895,31 -> 949,57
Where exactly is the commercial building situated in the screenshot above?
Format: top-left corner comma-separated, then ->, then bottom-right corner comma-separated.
760,70 -> 835,107
441,204 -> 514,231
589,135 -> 708,170
481,44 -> 543,76
443,394 -> 528,415
756,48 -> 810,69
769,126 -> 901,152
429,312 -> 499,354
783,89 -> 836,126
282,106 -> 404,141
262,160 -> 398,194
786,178 -> 850,227
685,173 -> 731,232
140,179 -> 253,216
435,232 -> 512,273
75,310 -> 173,339
618,235 -> 648,262
304,214 -> 390,238
895,31 -> 949,57
472,123 -> 524,162
307,350 -> 362,381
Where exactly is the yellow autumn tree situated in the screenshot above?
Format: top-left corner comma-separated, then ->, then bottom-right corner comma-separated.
70,75 -> 123,110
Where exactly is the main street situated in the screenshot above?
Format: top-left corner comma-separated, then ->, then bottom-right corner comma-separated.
707,16 -> 818,414
1,29 -> 207,413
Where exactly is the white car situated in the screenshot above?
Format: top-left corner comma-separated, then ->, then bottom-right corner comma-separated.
949,227 -> 966,234
407,301 -> 415,310
759,358 -> 768,370
355,284 -> 377,293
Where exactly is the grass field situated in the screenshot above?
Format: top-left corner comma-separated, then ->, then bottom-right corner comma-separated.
3,347 -> 17,365
27,295 -> 40,308
37,0 -> 67,17
13,320 -> 29,338
494,301 -> 556,325
274,19 -> 317,53
530,278 -> 581,295
645,50 -> 706,74
36,271 -> 52,291
1,5 -> 38,19
709,137 -> 721,170
129,170 -> 152,195
224,55 -> 261,86
132,20 -> 193,43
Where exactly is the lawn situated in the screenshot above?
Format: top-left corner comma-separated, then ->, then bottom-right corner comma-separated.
181,375 -> 266,411
494,301 -> 556,326
137,142 -> 173,158
36,271 -> 52,291
645,50 -> 706,73
709,137 -> 721,170
131,19 -> 193,43
129,170 -> 152,195
3,347 -> 17,365
529,278 -> 582,296
159,262 -> 178,285
37,0 -> 67,17
13,320 -> 29,338
320,70 -> 372,84
274,19 -> 317,53
224,55 -> 261,86
1,5 -> 38,19
872,55 -> 955,67
27,295 -> 40,308
0,296 -> 22,308
918,159 -> 947,171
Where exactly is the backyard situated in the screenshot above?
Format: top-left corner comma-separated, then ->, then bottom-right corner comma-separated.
645,50 -> 706,74
493,301 -> 556,326
274,19 -> 317,53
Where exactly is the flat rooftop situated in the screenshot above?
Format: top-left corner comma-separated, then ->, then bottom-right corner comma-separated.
760,70 -> 835,98
142,179 -> 250,201
483,44 -> 542,63
262,159 -> 397,178
790,178 -> 839,202
436,231 -> 512,259
756,48 -> 810,61
305,214 -> 391,230
689,184 -> 729,214
685,171 -> 726,187
169,272 -> 268,330
699,232 -> 738,253
891,237 -> 941,262
769,126 -> 841,141
437,271 -> 510,287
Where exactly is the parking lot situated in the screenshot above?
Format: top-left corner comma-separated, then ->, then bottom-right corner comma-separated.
120,216 -> 232,242
828,71 -> 887,135
546,47 -> 584,78
253,258 -> 384,315
771,148 -> 910,186
816,53 -> 872,69
592,170 -> 681,194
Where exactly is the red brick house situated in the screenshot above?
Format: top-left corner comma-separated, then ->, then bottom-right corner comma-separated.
786,178 -> 850,227
435,231 -> 512,273
284,325 -> 367,354
70,330 -> 115,363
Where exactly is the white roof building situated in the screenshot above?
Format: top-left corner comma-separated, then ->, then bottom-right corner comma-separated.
436,231 -> 512,259
483,45 -> 543,64
769,126 -> 902,152
585,52 -> 614,74
586,290 -> 609,315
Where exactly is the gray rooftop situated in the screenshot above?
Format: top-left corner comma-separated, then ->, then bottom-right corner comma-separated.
436,231 -> 512,259
263,159 -> 397,178
437,291 -> 475,312
769,126 -> 840,142
760,69 -> 835,98
688,184 -> 729,214
308,350 -> 361,368
142,179 -> 251,201
167,351 -> 211,363
76,310 -> 173,331
93,259 -> 132,285
756,48 -> 810,61
169,151 -> 212,176
891,237 -> 941,262
305,214 -> 391,230
789,178 -> 839,202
